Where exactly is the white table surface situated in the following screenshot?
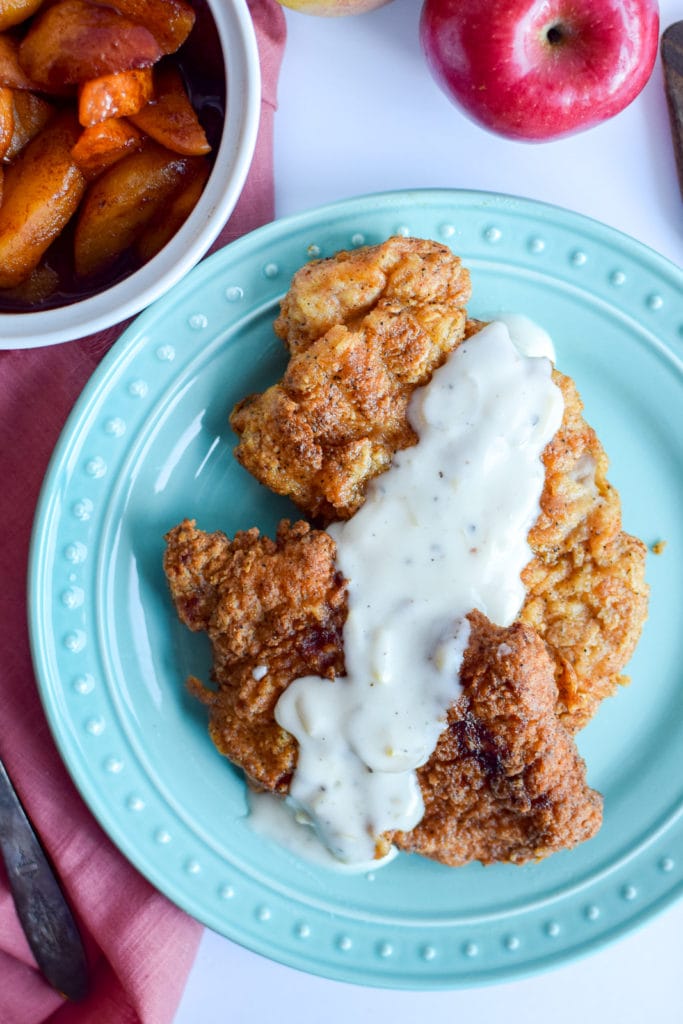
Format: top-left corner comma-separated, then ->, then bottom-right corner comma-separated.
175,1 -> 683,1020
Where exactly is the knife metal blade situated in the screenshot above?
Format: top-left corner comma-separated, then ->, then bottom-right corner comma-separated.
0,756 -> 89,1002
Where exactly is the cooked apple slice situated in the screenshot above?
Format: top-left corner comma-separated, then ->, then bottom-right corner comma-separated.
136,156 -> 210,261
71,116 -> 143,178
18,0 -> 163,90
0,262 -> 60,303
0,0 -> 45,33
0,32 -> 39,89
130,66 -> 210,156
3,88 -> 53,162
73,141 -> 200,276
111,0 -> 195,55
0,85 -> 13,159
78,67 -> 154,127
0,111 -> 86,288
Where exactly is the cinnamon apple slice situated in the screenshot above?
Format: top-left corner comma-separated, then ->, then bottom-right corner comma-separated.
18,0 -> 163,90
0,111 -> 86,288
73,141 -> 202,276
71,116 -> 144,179
112,0 -> 196,55
78,67 -> 154,127
130,66 -> 210,156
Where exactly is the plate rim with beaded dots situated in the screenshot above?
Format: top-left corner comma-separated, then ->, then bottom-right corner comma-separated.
29,189 -> 683,989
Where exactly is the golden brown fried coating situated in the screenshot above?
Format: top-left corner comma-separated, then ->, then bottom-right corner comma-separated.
273,234 -> 473,356
164,237 -> 648,866
163,518 -> 345,792
230,236 -> 471,524
231,235 -> 648,730
393,611 -> 602,866
521,370 -> 648,730
163,524 -> 602,864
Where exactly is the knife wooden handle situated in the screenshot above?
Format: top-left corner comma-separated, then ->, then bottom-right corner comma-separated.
662,21 -> 683,201
0,757 -> 89,1002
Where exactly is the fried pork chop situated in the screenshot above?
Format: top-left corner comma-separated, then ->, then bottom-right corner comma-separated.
230,236 -> 472,524
395,610 -> 603,865
520,369 -> 648,730
162,236 -> 648,867
230,237 -> 648,732
165,519 -> 344,793
164,520 -> 602,865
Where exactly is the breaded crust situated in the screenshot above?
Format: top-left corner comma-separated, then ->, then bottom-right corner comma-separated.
394,610 -> 603,866
163,237 -> 649,866
521,370 -> 648,729
164,523 -> 602,864
230,236 -> 471,523
229,237 -> 648,731
164,518 -> 345,792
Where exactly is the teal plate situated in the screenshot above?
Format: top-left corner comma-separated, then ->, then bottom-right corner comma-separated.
29,190 -> 683,988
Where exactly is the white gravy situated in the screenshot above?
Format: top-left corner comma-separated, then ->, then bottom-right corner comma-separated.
274,320 -> 564,864
248,790 -> 398,872
496,312 -> 556,362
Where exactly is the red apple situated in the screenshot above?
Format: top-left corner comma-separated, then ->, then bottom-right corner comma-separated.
420,0 -> 660,141
278,0 -> 392,14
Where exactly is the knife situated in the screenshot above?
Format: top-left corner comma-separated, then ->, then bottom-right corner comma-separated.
0,756 -> 89,1001
662,21 -> 683,201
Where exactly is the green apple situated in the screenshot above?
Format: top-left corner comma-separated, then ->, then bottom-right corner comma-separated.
277,0 -> 393,15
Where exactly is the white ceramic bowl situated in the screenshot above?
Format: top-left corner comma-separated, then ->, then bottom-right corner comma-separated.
0,0 -> 261,350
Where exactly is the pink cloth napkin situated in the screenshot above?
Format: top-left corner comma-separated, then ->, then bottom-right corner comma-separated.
0,3 -> 286,1022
